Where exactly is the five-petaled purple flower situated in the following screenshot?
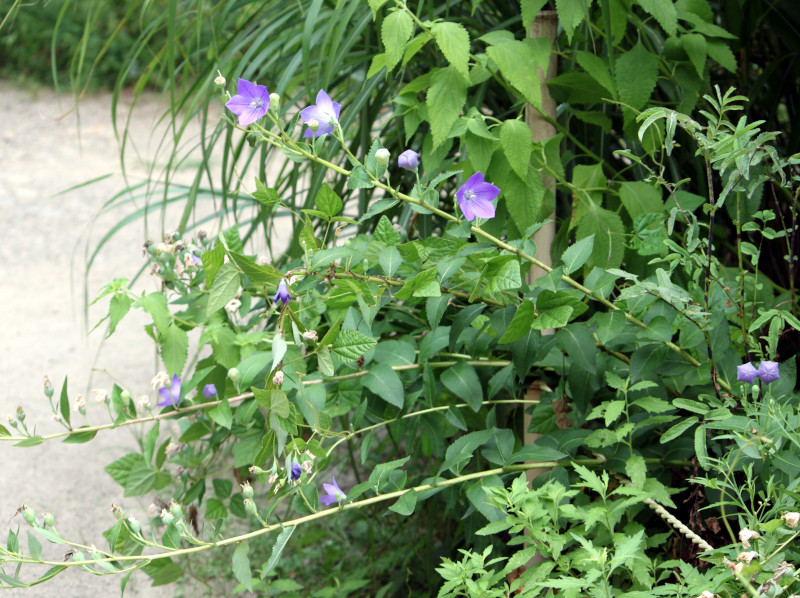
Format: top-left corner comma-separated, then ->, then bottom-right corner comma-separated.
737,362 -> 758,384
398,149 -> 420,171
757,361 -> 780,384
300,90 -> 341,138
290,462 -> 302,481
203,384 -> 217,399
225,78 -> 270,126
156,374 -> 182,407
274,280 -> 291,305
456,171 -> 500,222
319,477 -> 347,506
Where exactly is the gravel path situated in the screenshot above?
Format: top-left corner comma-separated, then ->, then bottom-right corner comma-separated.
0,81 -> 205,597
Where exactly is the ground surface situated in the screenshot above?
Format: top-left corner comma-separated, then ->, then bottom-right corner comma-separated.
0,81 -> 219,597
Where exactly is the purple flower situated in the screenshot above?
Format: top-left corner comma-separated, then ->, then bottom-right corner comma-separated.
202,384 -> 217,399
274,280 -> 291,305
225,78 -> 270,126
456,172 -> 500,222
398,149 -> 420,171
300,90 -> 341,138
737,362 -> 758,384
290,462 -> 302,481
757,361 -> 780,384
156,374 -> 182,407
319,477 -> 347,506
191,254 -> 202,266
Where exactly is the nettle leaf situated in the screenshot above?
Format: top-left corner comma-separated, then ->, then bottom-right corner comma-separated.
707,39 -> 736,72
427,66 -> 468,148
500,119 -> 532,179
614,41 -> 659,113
638,0 -> 677,36
332,329 -> 377,361
382,9 -> 414,71
206,262 -> 241,317
316,183 -> 342,218
521,0 -> 549,28
556,0 -> 588,43
561,234 -> 595,274
432,21 -> 470,78
618,181 -> 663,221
486,38 -> 549,109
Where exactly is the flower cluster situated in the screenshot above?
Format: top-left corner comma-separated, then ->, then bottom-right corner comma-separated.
737,361 -> 780,384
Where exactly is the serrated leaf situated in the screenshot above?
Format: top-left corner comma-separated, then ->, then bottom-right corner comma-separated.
575,51 -> 616,98
382,10 -> 414,71
486,39 -> 549,109
432,22 -> 470,77
332,329 -> 377,361
348,165 -> 374,189
316,183 -> 342,218
374,216 -> 401,244
681,33 -> 707,78
206,262 -> 241,317
639,0 -> 677,36
576,202 -> 625,270
232,541 -> 252,591
626,454 -> 647,488
160,323 -> 188,375
707,40 -> 736,72
521,0 -> 549,28
427,66 -> 467,147
500,119 -> 532,179
660,416 -> 698,443
556,0 -> 588,43
618,181 -> 663,220
366,52 -> 386,79
615,41 -> 659,112
261,526 -> 295,579
561,235 -> 595,274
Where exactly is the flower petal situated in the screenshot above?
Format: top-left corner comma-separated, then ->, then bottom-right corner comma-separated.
468,196 -> 497,219
459,196 -> 477,221
315,89 -> 334,114
171,374 -> 181,400
158,387 -> 173,406
463,171 -> 486,190
473,181 -> 501,203
300,104 -> 326,124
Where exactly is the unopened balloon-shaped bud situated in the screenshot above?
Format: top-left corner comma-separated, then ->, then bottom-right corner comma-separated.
375,148 -> 390,166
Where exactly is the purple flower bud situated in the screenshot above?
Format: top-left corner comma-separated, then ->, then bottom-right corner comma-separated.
290,462 -> 302,481
757,361 -> 780,384
274,280 -> 291,305
203,384 -> 217,399
737,362 -> 758,384
398,149 -> 420,171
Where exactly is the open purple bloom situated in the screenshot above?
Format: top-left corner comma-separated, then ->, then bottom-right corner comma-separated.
202,384 -> 217,399
274,280 -> 291,305
225,78 -> 270,126
156,374 -> 182,407
398,149 -> 420,171
191,253 -> 202,266
456,171 -> 500,222
300,90 -> 341,138
757,361 -> 780,384
319,477 -> 347,506
737,362 -> 758,384
290,462 -> 302,481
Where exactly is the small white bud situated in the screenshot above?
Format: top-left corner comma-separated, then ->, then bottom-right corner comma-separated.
375,147 -> 390,166
224,298 -> 242,316
269,92 -> 280,111
308,118 -> 320,132
151,371 -> 170,391
214,71 -> 226,87
302,330 -> 318,342
272,370 -> 284,386
92,389 -> 109,405
738,527 -> 760,548
136,395 -> 151,409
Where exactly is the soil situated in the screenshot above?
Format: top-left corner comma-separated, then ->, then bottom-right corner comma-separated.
0,81 -> 211,597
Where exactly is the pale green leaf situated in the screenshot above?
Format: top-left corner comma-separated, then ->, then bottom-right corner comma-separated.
638,0 -> 678,36
500,119 -> 532,179
427,66 -> 467,147
206,262 -> 241,317
556,0 -> 588,43
332,329 -> 377,362
382,10 -> 414,71
432,21 -> 470,78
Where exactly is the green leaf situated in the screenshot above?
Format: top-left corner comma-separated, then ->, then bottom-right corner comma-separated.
638,0 -> 678,36
388,489 -> 417,516
396,268 -> 440,300
500,119 -> 532,179
499,300 -> 536,344
707,39 -> 736,72
160,323 -> 188,375
625,455 -> 647,488
427,66 -> 467,147
201,243 -> 225,287
347,165 -> 374,189
332,329 -> 377,361
374,216 -> 401,245
695,425 -> 710,469
136,292 -> 170,335
500,167 -> 544,236
486,39 -> 549,108
107,293 -> 131,337
681,33 -> 707,78
575,51 -> 616,98
618,181 -> 663,220
443,430 -> 494,474
614,41 -> 659,112
556,0 -> 588,43
59,376 -> 70,427
382,9 -> 414,71
561,235 -> 595,274
143,558 -> 183,586
576,202 -> 625,270
432,22 -> 470,78
660,416 -> 698,443
252,178 -> 279,209
206,262 -> 241,317
232,541 -> 252,591
271,332 -> 288,373
379,246 -> 402,277
317,346 -> 335,377
316,183 -> 342,218
27,531 -> 42,561
261,526 -> 295,579
124,463 -> 159,497
484,256 -> 522,294
366,52 -> 387,79
521,0 -> 549,28
441,362 -> 483,411
363,364 -> 405,408
208,399 -> 233,429
556,325 -> 596,374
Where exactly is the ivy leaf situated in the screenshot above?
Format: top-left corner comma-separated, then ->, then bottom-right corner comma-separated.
432,22 -> 470,78
382,9 -> 414,71
638,0 -> 677,36
427,66 -> 467,147
332,329 -> 377,361
500,119 -> 532,179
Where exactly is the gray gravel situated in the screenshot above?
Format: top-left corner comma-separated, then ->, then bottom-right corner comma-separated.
0,81 -> 209,597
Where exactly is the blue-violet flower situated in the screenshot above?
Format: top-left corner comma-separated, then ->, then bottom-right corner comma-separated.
300,90 -> 341,138
290,462 -> 302,481
274,280 -> 291,305
156,374 -> 182,407
398,149 -> 420,171
319,477 -> 347,506
737,362 -> 758,384
456,171 -> 500,221
225,78 -> 270,126
203,384 -> 217,399
757,361 -> 780,384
